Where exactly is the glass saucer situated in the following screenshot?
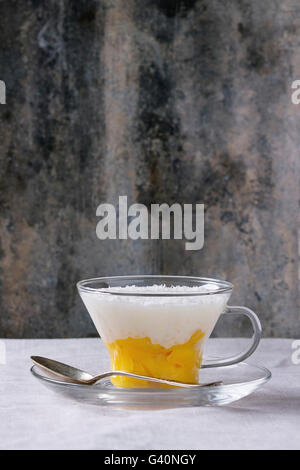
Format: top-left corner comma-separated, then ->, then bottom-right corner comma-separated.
30,362 -> 271,409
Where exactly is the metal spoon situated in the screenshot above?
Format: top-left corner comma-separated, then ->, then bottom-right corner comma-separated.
31,356 -> 222,388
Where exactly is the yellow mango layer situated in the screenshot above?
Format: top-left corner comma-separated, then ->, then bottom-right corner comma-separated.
105,329 -> 205,388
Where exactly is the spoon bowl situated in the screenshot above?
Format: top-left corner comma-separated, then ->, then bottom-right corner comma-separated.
31,356 -> 223,388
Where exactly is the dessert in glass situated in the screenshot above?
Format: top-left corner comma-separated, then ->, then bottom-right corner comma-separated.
77,276 -> 261,388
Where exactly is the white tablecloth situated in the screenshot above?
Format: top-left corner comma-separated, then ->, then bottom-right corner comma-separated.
0,338 -> 299,450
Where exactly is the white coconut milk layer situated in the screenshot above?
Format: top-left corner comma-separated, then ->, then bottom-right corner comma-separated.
80,285 -> 230,348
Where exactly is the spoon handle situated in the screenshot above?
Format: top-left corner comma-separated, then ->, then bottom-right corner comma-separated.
90,371 -> 222,388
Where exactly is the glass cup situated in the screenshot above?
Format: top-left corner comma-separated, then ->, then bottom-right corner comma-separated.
77,275 -> 261,388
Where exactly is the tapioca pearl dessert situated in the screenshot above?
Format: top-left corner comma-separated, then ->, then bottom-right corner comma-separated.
80,284 -> 230,388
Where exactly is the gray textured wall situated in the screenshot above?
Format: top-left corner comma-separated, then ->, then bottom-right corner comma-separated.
0,0 -> 299,338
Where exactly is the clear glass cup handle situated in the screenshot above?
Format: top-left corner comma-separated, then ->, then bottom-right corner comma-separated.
202,306 -> 262,369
